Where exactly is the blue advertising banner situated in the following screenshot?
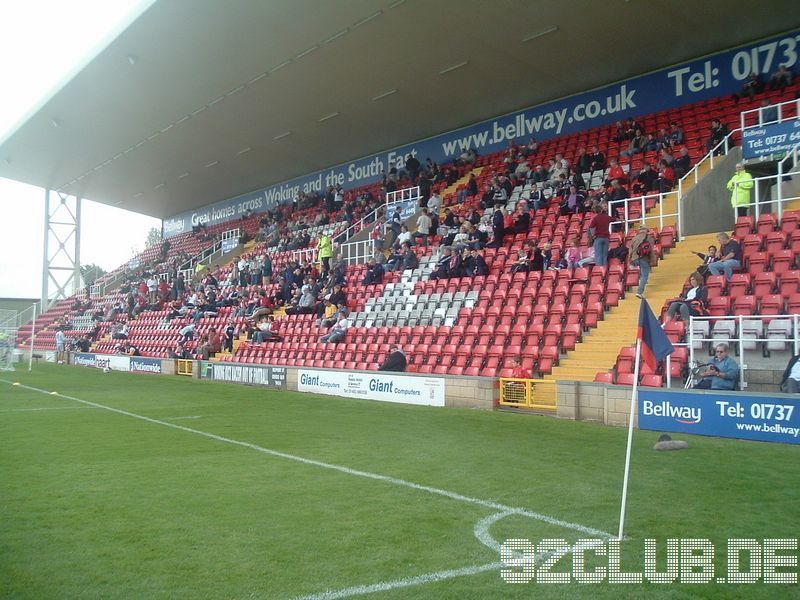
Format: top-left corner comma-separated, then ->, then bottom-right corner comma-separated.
639,389 -> 800,445
163,30 -> 800,237
742,119 -> 800,158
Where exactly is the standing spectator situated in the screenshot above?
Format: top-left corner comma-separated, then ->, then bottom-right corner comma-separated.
489,204 -> 505,248
589,204 -> 613,267
706,119 -> 730,154
727,162 -> 754,218
317,233 -> 332,273
55,328 -> 66,364
223,319 -> 236,353
629,225 -> 656,299
707,232 -> 742,282
413,208 -> 432,246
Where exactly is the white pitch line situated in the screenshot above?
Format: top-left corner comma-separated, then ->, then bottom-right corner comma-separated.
0,380 -> 613,540
295,561 -> 502,600
0,406 -> 98,413
162,415 -> 203,420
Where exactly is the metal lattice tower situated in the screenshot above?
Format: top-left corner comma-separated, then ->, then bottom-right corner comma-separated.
41,189 -> 82,309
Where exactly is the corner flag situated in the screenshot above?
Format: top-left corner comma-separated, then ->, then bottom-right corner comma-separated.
637,298 -> 674,371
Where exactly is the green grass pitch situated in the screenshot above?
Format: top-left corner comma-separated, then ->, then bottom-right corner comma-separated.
1,364 -> 798,599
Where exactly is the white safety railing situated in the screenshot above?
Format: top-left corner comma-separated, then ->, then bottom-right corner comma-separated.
740,97 -> 800,130
731,167 -> 800,222
220,228 -> 241,243
333,186 -> 420,244
337,239 -> 378,266
685,314 -> 800,391
608,191 -> 680,235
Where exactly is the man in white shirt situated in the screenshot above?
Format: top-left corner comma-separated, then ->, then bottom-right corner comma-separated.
780,354 -> 800,393
55,329 -> 66,364
319,314 -> 349,343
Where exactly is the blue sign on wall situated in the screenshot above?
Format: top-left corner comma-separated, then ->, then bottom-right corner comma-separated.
742,119 -> 800,158
639,389 -> 800,445
163,30 -> 800,237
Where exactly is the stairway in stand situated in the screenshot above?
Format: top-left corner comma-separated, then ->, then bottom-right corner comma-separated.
547,231 -> 718,384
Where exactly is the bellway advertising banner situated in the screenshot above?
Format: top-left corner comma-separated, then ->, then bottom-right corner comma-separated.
202,362 -> 287,389
162,30 -> 800,238
297,369 -> 445,407
639,389 -> 800,445
742,119 -> 800,158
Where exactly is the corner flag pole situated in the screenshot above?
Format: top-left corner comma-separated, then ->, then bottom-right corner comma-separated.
617,336 -> 642,541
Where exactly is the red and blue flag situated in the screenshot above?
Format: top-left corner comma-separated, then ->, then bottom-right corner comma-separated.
637,298 -> 674,371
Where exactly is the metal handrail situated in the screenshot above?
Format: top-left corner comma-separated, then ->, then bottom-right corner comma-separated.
740,97 -> 800,130
731,165 -> 800,222
333,186 -> 421,244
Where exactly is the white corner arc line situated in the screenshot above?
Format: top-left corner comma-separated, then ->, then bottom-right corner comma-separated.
294,561 -> 501,600
0,380 -> 612,539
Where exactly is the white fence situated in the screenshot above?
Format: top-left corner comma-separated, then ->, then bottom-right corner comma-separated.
681,314 -> 800,390
334,186 -> 420,244
740,97 -> 800,130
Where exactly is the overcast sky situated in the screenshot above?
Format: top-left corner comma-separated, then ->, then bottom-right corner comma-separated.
0,0 -> 159,299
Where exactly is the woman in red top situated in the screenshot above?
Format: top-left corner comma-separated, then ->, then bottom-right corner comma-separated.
657,160 -> 676,193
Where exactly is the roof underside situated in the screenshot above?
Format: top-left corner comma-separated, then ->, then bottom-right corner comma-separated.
0,0 -> 797,219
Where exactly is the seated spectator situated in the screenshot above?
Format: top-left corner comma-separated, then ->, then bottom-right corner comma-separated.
559,185 -> 586,215
510,249 -> 530,274
691,244 -> 720,277
320,314 -> 349,344
665,272 -> 708,322
168,341 -> 191,360
252,316 -> 276,343
318,299 -> 339,328
780,353 -> 800,393
657,160 -> 676,193
589,145 -> 606,172
528,246 -> 544,273
673,146 -> 691,178
564,239 -> 582,268
541,242 -> 552,270
363,258 -> 385,285
394,225 -> 412,249
605,158 -> 626,186
768,65 -> 793,91
694,343 -> 739,390
430,247 -> 455,280
463,248 -> 489,277
514,207 -> 531,233
669,121 -> 684,146
575,147 -> 592,174
732,72 -> 764,104
707,231 -> 742,281
630,163 -> 658,195
377,345 -> 407,372
111,323 -> 129,340
620,128 -> 646,157
198,326 -> 222,359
